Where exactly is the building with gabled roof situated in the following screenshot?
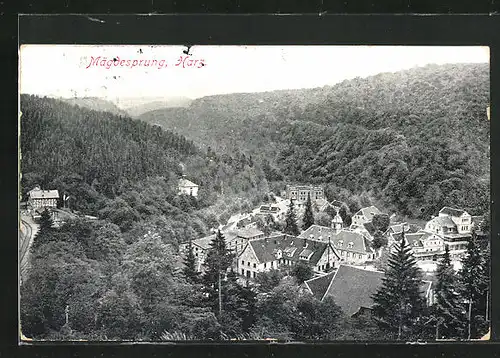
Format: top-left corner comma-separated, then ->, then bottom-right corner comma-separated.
301,271 -> 336,300
299,225 -> 376,264
237,234 -> 340,279
305,264 -> 434,317
390,231 -> 445,261
179,227 -> 265,272
352,206 -> 382,226
424,206 -> 473,258
178,176 -> 199,197
27,185 -> 60,211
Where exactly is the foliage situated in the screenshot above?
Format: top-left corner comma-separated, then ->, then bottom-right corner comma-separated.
182,240 -> 200,283
372,214 -> 390,233
291,261 -> 313,284
371,230 -> 388,250
431,245 -> 467,339
371,233 -> 426,340
302,193 -> 315,230
284,199 -> 300,236
457,229 -> 489,339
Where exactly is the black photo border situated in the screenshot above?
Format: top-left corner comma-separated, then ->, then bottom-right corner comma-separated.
3,10 -> 500,358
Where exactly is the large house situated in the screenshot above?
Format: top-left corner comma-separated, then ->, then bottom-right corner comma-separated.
351,206 -> 382,226
285,185 -> 324,209
178,176 -> 199,197
255,204 -> 285,221
27,185 -> 59,210
391,231 -> 445,261
180,227 -> 265,272
299,224 -> 377,264
301,264 -> 434,317
424,207 -> 472,257
237,234 -> 341,279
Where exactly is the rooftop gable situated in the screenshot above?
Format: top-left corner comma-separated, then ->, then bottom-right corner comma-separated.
439,207 -> 468,217
304,271 -> 336,300
178,178 -> 198,188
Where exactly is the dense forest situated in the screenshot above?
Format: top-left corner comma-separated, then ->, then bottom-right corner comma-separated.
140,63 -> 490,219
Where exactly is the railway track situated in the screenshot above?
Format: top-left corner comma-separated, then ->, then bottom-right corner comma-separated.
19,217 -> 35,283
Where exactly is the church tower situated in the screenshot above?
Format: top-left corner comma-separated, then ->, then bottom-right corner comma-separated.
331,213 -> 343,234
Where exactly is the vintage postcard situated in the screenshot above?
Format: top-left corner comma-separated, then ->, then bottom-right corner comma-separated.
18,45 -> 490,342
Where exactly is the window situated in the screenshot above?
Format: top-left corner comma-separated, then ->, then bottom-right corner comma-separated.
347,252 -> 350,258
253,272 -> 256,278
348,242 -> 354,249
248,262 -> 250,267
242,260 -> 245,265
242,269 -> 245,275
338,240 -> 343,247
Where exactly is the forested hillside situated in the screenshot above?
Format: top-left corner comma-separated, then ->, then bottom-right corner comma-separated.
20,94 -> 268,232
60,97 -> 130,117
140,63 -> 490,219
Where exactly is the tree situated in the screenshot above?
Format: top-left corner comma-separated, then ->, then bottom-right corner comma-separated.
432,245 -> 466,339
371,233 -> 426,340
284,199 -> 300,236
183,240 -> 199,284
372,214 -> 390,233
39,208 -> 54,231
371,230 -> 388,250
302,193 -> 315,230
458,228 -> 488,339
291,260 -> 313,284
202,230 -> 234,318
255,268 -> 285,292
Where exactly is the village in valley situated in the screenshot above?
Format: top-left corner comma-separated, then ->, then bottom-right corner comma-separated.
21,173 -> 489,330
179,178 -> 488,320
19,46 -> 491,342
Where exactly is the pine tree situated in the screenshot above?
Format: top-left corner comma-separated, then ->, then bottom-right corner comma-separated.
371,233 -> 426,340
183,240 -> 199,283
458,228 -> 487,339
39,208 -> 54,231
284,199 -> 300,236
302,193 -> 315,231
202,230 -> 235,318
432,244 -> 466,339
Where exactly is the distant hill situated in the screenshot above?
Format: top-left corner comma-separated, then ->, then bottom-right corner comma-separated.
60,97 -> 130,117
139,63 -> 490,219
115,96 -> 193,117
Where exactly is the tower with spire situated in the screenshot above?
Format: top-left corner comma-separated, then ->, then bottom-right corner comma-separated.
331,213 -> 343,234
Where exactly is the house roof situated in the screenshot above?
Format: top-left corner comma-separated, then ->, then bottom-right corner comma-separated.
29,188 -> 60,200
299,226 -> 374,254
178,178 -> 198,188
192,234 -> 216,250
355,206 -> 382,220
363,222 -> 377,236
471,216 -> 485,226
330,200 -> 345,208
386,223 -> 409,235
439,207 -> 467,217
234,227 -> 264,239
322,264 -> 433,316
322,265 -> 385,316
428,216 -> 457,228
304,271 -> 336,300
248,234 -> 338,265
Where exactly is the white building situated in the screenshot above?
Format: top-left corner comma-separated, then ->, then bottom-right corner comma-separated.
178,176 -> 199,197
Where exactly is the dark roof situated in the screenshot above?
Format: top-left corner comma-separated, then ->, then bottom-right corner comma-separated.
304,271 -> 336,300
299,226 -> 374,254
322,265 -> 385,316
322,265 -> 433,316
471,216 -> 485,226
330,200 -> 345,208
363,222 -> 377,236
439,207 -> 467,217
248,234 -> 338,265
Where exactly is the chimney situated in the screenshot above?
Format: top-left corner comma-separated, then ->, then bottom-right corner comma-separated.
303,238 -> 307,248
